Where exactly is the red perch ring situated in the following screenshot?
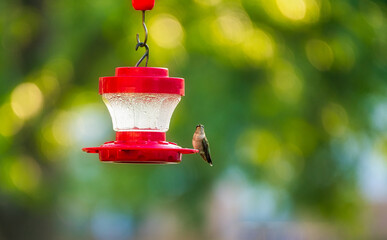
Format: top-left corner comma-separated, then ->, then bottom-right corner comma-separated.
83,132 -> 197,164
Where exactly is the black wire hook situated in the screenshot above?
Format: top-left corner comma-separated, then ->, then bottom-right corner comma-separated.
135,10 -> 149,67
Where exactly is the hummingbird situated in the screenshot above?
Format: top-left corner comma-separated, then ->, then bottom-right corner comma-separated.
192,124 -> 212,166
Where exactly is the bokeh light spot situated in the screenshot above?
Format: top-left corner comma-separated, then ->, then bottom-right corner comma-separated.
306,39 -> 334,71
237,129 -> 281,165
283,119 -> 318,155
215,8 -> 252,45
0,104 -> 24,137
10,156 -> 41,193
361,1 -> 384,30
35,70 -> 60,96
331,37 -> 356,71
270,156 -> 295,184
276,0 -> 306,20
69,104 -> 111,146
11,82 -> 43,120
270,60 -> 303,103
322,103 -> 349,137
194,0 -> 221,6
243,28 -> 275,64
150,14 -> 184,49
376,135 -> 387,157
52,111 -> 73,146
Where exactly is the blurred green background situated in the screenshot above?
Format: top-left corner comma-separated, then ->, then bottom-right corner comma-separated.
1,0 -> 387,239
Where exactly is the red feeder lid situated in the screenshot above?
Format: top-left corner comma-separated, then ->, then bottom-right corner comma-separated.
99,67 -> 185,96
132,0 -> 155,11
83,132 -> 198,164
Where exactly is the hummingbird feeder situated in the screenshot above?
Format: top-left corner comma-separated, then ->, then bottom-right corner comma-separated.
82,0 -> 198,163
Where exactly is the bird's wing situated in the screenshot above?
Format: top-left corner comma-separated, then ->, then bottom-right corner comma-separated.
202,137 -> 212,165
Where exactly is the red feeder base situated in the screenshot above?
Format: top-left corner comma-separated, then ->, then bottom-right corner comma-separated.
82,132 -> 198,164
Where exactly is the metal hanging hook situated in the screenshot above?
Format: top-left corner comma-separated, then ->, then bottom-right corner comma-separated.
135,10 -> 149,67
